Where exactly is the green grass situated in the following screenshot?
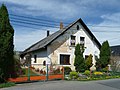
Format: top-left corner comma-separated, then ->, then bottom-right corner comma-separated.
0,82 -> 15,88
22,68 -> 39,76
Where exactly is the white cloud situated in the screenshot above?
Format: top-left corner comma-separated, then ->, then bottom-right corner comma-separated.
1,0 -> 78,19
14,29 -> 45,51
101,13 -> 120,25
1,0 -> 120,50
89,12 -> 120,46
1,0 -> 119,20
14,26 -> 57,51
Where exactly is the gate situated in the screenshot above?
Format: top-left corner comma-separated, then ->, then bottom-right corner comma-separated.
8,64 -> 64,83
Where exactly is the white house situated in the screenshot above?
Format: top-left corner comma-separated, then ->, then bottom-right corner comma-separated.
21,18 -> 101,71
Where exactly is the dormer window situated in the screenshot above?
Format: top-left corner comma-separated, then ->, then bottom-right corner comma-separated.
70,35 -> 76,46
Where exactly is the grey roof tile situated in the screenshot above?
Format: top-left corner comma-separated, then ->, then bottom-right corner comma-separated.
23,18 -> 101,54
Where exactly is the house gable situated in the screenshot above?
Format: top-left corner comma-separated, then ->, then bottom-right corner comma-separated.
47,21 -> 100,66
21,18 -> 101,71
22,18 -> 101,55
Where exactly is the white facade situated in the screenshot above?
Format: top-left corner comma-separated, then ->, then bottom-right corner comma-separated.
24,20 -> 100,71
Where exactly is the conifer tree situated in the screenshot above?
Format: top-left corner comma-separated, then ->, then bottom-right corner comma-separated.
0,4 -> 14,81
74,44 -> 85,72
98,41 -> 111,68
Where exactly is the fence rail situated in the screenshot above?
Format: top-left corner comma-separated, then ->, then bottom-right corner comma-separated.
8,64 -> 64,83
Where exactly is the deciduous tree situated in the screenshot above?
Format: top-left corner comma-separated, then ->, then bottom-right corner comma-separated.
85,54 -> 93,70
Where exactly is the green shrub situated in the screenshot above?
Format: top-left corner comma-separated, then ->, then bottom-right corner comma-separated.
21,68 -> 26,75
64,67 -> 72,75
53,68 -> 60,74
70,71 -> 78,79
84,70 -> 90,76
102,67 -> 108,72
94,71 -> 103,75
93,71 -> 104,78
85,54 -> 93,70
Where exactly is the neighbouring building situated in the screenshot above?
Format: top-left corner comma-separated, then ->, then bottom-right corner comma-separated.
111,45 -> 120,56
21,18 -> 101,71
110,45 -> 120,72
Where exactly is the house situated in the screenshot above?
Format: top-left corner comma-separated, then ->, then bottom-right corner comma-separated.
110,45 -> 120,71
21,18 -> 101,71
111,45 -> 120,56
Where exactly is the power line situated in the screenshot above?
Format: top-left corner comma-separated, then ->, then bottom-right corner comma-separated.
11,23 -> 44,30
10,13 -> 120,28
10,13 -> 70,24
11,23 -> 57,32
10,19 -> 59,28
109,37 -> 120,41
9,14 -> 120,33
92,31 -> 120,32
88,25 -> 120,28
11,21 -> 120,33
70,28 -> 120,33
11,17 -> 59,26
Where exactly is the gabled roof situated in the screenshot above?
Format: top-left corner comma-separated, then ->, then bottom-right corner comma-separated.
111,45 -> 120,56
23,18 -> 101,54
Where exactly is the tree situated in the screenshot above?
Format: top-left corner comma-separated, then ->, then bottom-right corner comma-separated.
85,54 -> 93,70
98,41 -> 111,68
74,44 -> 85,72
0,4 -> 14,82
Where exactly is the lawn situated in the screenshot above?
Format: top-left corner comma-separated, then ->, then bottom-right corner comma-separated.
0,82 -> 15,88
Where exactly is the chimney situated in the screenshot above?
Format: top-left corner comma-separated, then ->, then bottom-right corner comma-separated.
60,22 -> 63,30
47,30 -> 49,37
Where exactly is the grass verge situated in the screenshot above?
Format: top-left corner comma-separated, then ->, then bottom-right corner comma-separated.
0,82 -> 15,88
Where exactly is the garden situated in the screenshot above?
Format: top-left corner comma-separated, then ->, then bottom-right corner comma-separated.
64,68 -> 120,81
64,42 -> 120,81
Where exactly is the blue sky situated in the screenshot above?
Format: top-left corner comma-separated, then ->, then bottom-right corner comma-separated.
0,0 -> 120,51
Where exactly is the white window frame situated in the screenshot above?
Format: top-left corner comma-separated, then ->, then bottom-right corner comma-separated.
58,53 -> 71,66
70,35 -> 76,46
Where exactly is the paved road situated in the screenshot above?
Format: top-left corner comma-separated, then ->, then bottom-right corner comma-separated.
1,79 -> 120,90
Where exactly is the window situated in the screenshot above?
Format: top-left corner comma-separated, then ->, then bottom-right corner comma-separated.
77,25 -> 79,30
80,37 -> 85,46
70,35 -> 76,46
60,54 -> 70,65
43,61 -> 46,66
34,55 -> 37,63
80,37 -> 85,42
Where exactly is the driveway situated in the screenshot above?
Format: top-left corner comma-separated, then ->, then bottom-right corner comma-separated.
1,79 -> 120,90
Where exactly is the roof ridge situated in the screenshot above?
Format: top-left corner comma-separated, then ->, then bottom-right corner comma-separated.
22,18 -> 101,54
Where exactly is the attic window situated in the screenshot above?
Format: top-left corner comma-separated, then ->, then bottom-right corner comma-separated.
70,35 -> 76,46
77,25 -> 79,30
80,37 -> 85,47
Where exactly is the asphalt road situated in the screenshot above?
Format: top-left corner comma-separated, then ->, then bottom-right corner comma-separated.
1,79 -> 120,90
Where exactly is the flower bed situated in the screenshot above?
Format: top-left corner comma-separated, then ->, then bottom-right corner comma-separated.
65,71 -> 120,81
